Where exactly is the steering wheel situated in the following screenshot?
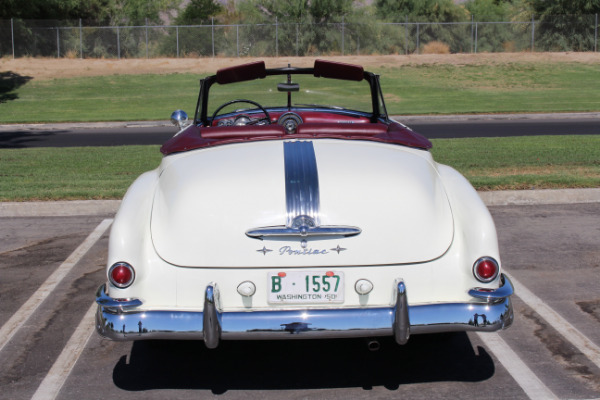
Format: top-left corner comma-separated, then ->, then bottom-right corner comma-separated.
210,99 -> 271,126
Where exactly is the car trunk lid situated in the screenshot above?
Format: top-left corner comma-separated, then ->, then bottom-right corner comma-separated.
151,139 -> 453,267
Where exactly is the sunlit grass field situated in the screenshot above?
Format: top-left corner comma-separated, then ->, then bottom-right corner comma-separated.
1,62 -> 600,123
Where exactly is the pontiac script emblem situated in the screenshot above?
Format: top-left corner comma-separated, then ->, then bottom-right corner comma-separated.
256,244 -> 347,255
279,246 -> 328,255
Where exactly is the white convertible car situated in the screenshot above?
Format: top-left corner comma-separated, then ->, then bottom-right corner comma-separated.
96,60 -> 513,349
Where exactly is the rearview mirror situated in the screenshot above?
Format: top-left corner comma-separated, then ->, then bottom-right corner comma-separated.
277,83 -> 300,92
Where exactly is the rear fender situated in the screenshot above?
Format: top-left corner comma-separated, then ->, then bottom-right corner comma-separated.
436,164 -> 501,283
106,169 -> 176,305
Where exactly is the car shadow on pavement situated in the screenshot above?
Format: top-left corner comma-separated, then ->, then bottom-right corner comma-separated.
112,332 -> 494,394
0,131 -> 59,148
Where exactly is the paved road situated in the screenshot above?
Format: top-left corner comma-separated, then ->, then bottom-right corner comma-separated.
407,116 -> 600,139
1,114 -> 598,148
1,203 -> 600,399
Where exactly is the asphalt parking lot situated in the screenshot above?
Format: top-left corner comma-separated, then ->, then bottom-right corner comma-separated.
1,200 -> 600,399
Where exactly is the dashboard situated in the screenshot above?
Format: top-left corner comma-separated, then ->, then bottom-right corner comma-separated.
213,110 -> 371,134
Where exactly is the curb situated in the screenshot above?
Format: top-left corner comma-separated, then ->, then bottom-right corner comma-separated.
393,112 -> 600,123
477,188 -> 600,207
1,189 -> 599,217
0,200 -> 121,217
0,121 -> 170,132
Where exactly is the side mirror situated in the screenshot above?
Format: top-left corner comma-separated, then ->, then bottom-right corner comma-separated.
170,110 -> 188,129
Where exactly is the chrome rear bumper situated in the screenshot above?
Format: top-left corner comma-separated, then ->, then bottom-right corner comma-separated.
96,274 -> 514,348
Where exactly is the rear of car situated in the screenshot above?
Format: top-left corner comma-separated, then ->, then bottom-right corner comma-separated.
95,60 -> 513,348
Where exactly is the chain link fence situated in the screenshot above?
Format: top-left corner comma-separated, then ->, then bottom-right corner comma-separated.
1,15 -> 598,59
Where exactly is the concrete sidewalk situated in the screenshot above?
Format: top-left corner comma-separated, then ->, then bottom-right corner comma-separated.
1,188 -> 599,217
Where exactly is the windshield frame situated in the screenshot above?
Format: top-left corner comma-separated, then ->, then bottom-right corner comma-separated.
194,62 -> 388,126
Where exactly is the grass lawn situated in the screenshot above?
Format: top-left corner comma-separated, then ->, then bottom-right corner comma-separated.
431,135 -> 600,190
380,62 -> 600,114
1,62 -> 600,123
1,135 -> 598,201
0,74 -> 199,124
0,146 -> 162,201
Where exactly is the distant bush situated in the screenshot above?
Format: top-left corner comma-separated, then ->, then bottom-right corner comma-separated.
422,41 -> 450,54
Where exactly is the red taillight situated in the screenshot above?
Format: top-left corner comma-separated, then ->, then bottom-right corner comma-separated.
109,262 -> 135,288
473,257 -> 499,283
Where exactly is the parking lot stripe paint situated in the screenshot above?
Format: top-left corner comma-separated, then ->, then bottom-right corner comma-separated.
476,332 -> 558,400
506,272 -> 600,370
30,302 -> 97,400
0,219 -> 112,354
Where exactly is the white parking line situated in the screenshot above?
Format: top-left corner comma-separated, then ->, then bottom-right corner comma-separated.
30,302 -> 97,400
476,332 -> 558,400
506,272 -> 600,370
477,271 -> 600,400
0,218 -> 112,353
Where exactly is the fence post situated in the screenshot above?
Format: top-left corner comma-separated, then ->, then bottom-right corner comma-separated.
211,18 -> 215,57
11,18 -> 15,59
595,14 -> 598,52
405,17 -> 408,54
475,22 -> 478,53
416,22 -> 419,54
531,15 -> 535,52
145,18 -> 149,59
79,19 -> 83,59
275,17 -> 278,57
341,15 -> 345,56
296,23 -> 299,56
236,24 -> 239,57
176,26 -> 179,57
471,15 -> 474,53
56,27 -> 60,58
117,26 -> 121,59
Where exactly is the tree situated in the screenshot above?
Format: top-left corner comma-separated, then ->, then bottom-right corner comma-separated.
531,0 -> 600,51
231,0 -> 360,56
375,0 -> 470,53
174,0 -> 223,24
0,0 -> 112,21
0,0 -> 179,24
158,0 -> 223,57
464,0 -> 514,52
465,0 -> 511,21
374,0 -> 468,22
1,0 -> 181,58
310,0 -> 353,23
532,0 -> 600,15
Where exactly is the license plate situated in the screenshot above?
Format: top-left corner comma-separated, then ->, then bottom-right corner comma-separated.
268,271 -> 345,304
